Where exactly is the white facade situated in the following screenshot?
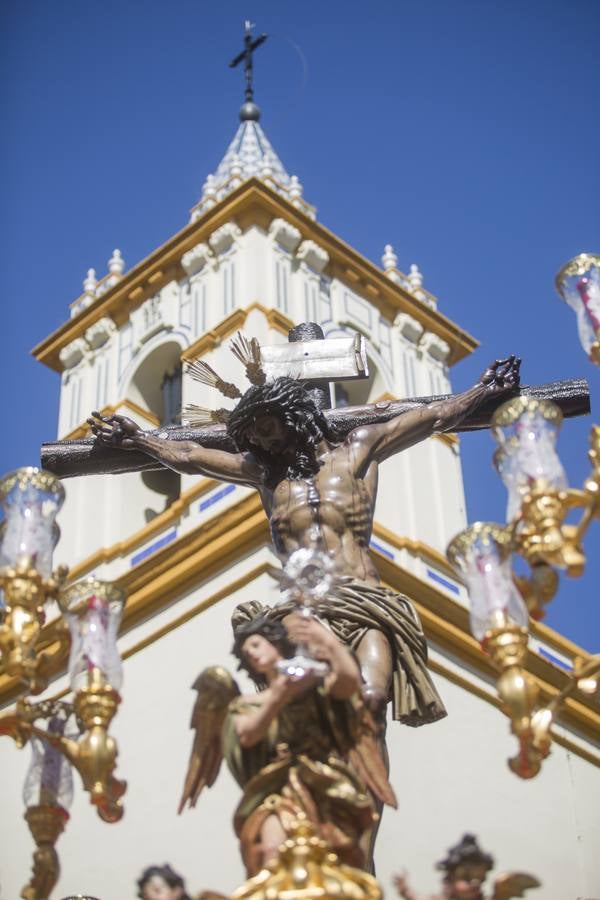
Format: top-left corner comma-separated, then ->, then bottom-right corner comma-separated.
1,112 -> 599,900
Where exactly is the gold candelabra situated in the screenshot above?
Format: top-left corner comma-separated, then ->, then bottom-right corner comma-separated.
231,816 -> 382,900
447,252 -> 600,779
0,468 -> 127,899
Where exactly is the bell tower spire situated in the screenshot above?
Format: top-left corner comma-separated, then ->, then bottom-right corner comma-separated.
190,22 -> 315,222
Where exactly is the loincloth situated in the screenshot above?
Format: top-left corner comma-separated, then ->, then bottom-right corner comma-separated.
232,579 -> 447,727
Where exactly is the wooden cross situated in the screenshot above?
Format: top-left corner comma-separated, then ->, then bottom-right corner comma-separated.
40,322 -> 590,478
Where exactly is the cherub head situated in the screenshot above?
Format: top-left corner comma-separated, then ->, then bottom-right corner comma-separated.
232,615 -> 295,688
226,377 -> 339,484
436,834 -> 493,900
136,864 -> 191,900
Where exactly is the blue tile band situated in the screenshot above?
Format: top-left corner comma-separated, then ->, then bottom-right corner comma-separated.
199,483 -> 236,512
370,540 -> 395,560
426,567 -> 460,595
131,528 -> 177,567
537,646 -> 573,671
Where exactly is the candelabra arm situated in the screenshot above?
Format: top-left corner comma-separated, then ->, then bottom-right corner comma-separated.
485,625 -> 547,778
513,485 -> 587,576
0,709 -> 33,749
70,677 -> 126,822
510,424 -> 600,578
20,804 -> 69,900
0,562 -> 69,695
567,507 -> 594,556
0,690 -> 126,822
545,655 -> 600,717
513,563 -> 559,620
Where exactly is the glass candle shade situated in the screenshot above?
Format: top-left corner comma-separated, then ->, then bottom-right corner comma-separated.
447,523 -> 528,641
61,579 -> 125,692
555,253 -> 600,360
492,398 -> 567,521
22,718 -> 74,810
0,468 -> 64,578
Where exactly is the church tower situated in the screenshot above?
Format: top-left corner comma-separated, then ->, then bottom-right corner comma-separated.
34,83 -> 478,585
1,29 -> 598,900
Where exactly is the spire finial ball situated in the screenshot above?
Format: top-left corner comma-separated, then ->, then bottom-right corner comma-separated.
239,101 -> 261,122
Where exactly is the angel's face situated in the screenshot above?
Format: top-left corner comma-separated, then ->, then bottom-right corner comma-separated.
445,863 -> 487,900
241,633 -> 282,676
141,875 -> 183,900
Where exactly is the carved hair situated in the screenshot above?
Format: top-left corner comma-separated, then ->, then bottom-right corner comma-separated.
436,833 -> 494,875
226,377 -> 340,486
136,864 -> 191,899
232,614 -> 295,688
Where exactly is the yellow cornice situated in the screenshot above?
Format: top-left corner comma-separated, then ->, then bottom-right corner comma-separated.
373,522 -> 593,669
1,495 -> 597,757
426,656 -> 600,770
0,493 -> 268,705
180,303 -> 294,363
373,553 -> 600,745
67,477 -> 220,581
11,556 -> 599,771
373,522 -> 457,577
31,180 -> 478,373
116,494 -> 268,632
60,398 -> 161,441
7,550 -> 597,770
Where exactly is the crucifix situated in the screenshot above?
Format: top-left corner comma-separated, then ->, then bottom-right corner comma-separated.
40,322 -> 590,731
229,21 -> 268,106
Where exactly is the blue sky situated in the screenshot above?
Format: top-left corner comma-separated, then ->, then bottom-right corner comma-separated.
1,1 -> 599,650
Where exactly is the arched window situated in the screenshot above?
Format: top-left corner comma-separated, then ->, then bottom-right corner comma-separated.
126,339 -> 183,514
332,358 -> 387,408
128,341 -> 183,426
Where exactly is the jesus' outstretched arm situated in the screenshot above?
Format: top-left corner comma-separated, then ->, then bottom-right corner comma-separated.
353,355 -> 521,464
87,412 -> 264,487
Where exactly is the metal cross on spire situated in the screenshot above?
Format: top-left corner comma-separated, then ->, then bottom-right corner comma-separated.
229,20 -> 268,121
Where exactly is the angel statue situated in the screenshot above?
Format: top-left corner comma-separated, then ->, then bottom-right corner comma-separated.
393,833 -> 540,900
178,611 -> 397,878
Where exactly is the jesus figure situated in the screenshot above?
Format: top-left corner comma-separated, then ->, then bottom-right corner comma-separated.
88,354 -> 520,726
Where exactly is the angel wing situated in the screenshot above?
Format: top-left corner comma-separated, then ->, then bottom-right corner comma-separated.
492,872 -> 541,899
178,666 -> 240,814
347,705 -> 398,809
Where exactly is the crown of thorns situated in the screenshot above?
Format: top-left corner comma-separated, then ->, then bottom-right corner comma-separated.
181,331 -> 326,435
